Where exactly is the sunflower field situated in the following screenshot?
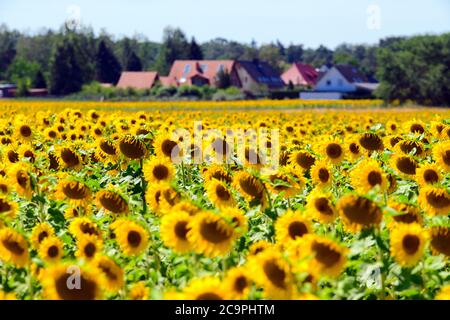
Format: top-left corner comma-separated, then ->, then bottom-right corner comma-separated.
0,101 -> 449,301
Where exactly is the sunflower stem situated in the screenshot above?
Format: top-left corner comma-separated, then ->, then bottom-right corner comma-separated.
180,161 -> 187,187
139,159 -> 147,215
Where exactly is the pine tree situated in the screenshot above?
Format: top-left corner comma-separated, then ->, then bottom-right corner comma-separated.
126,51 -> 142,71
34,70 -> 47,88
189,37 -> 203,60
95,40 -> 122,84
49,39 -> 83,95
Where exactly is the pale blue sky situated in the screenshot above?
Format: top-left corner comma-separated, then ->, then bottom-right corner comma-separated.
1,0 -> 449,48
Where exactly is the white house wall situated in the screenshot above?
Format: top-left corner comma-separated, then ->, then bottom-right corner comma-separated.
315,67 -> 356,92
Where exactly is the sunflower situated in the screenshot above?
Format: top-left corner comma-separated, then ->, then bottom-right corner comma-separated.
436,285 -> 450,300
432,141 -> 450,172
14,122 -> 34,142
118,135 -> 148,160
6,162 -> 32,198
183,276 -> 228,300
415,163 -> 442,186
0,176 -> 11,195
75,234 -> 103,260
55,179 -> 91,207
0,291 -> 16,300
55,145 -> 83,170
429,226 -> 450,257
172,200 -> 201,216
390,223 -> 427,267
224,267 -> 252,299
40,263 -> 102,300
386,202 -> 422,227
404,120 -> 426,134
143,157 -> 175,185
96,190 -> 129,214
310,159 -> 333,188
0,227 -> 29,267
390,154 -> 419,177
202,164 -> 233,184
266,168 -> 304,198
128,281 -> 149,300
289,150 -> 316,171
350,159 -> 388,193
146,183 -> 181,215
249,240 -> 272,256
249,249 -> 294,299
96,138 -> 118,161
0,196 -> 18,220
294,235 -> 347,278
317,138 -> 345,164
114,220 -> 149,256
68,217 -> 101,240
187,211 -> 235,257
359,133 -> 384,152
31,222 -> 55,249
222,207 -> 248,237
3,145 -> 19,164
337,195 -> 383,233
275,210 -> 311,245
153,134 -> 181,160
305,188 -> 336,224
233,171 -> 267,208
206,179 -> 235,208
418,186 -> 450,216
92,255 -> 124,292
345,138 -> 363,161
38,236 -> 64,263
160,211 -> 193,253
395,139 -> 425,158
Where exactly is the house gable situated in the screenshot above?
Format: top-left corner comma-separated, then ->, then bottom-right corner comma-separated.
314,67 -> 356,92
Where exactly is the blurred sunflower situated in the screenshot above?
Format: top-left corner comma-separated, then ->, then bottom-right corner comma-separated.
305,188 -> 336,224
38,236 -> 64,263
118,135 -> 147,160
92,255 -> 124,293
31,223 -> 55,249
289,150 -> 316,171
114,220 -> 149,256
0,227 -> 29,267
7,162 -> 33,198
224,267 -> 252,299
275,210 -> 311,245
75,234 -> 103,260
68,217 -> 101,240
183,276 -> 228,300
55,179 -> 91,207
418,186 -> 450,216
432,141 -> 450,172
337,195 -> 382,233
310,159 -> 333,188
96,189 -> 129,214
143,157 -> 175,185
160,211 -> 193,253
233,171 -> 267,208
390,223 -> 427,267
415,163 -> 442,186
318,138 -> 345,164
206,179 -> 235,208
429,226 -> 450,257
350,159 -> 388,193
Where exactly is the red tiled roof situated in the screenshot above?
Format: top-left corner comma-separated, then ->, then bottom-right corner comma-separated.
167,60 -> 235,86
282,63 -> 318,86
116,72 -> 159,89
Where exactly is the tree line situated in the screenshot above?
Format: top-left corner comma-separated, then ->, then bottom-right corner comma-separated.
0,23 -> 448,105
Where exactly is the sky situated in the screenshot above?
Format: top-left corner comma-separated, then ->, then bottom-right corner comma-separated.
1,0 -> 449,48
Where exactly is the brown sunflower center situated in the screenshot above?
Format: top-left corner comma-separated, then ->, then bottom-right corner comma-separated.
399,141 -> 423,156
20,125 -> 32,137
199,220 -> 231,244
315,198 -> 334,216
161,139 -> 178,157
349,143 -> 360,154
234,276 -> 248,293
430,228 -> 450,256
100,140 -> 117,155
425,191 -> 450,209
318,168 -> 330,183
84,243 -> 96,257
174,221 -> 189,241
152,165 -> 169,181
119,137 -> 146,159
215,184 -> 231,201
7,150 -> 18,163
402,235 -> 420,254
127,231 -> 142,248
2,238 -> 25,255
98,191 -> 128,213
368,171 -> 382,186
38,231 -> 49,243
263,259 -> 286,289
341,196 -> 382,227
60,148 -> 80,167
62,182 -> 90,200
55,273 -> 97,300
80,223 -> 99,237
312,241 -> 341,267
0,198 -> 11,212
196,293 -> 223,300
443,150 -> 450,166
98,263 -> 118,280
326,143 -> 342,159
395,157 -> 418,175
16,170 -> 29,189
288,221 -> 308,239
239,176 -> 263,199
359,133 -> 383,151
295,152 -> 315,170
423,169 -> 439,183
47,245 -> 59,258
410,124 -> 424,134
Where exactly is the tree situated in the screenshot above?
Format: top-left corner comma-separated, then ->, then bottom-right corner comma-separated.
286,44 -> 304,63
215,68 -> 232,89
155,27 -> 190,75
34,70 -> 47,88
259,43 -> 283,72
0,24 -> 20,79
95,40 -> 122,84
126,51 -> 143,71
49,38 -> 84,95
189,37 -> 203,60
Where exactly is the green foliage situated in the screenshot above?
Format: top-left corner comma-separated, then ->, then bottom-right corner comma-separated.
215,68 -> 232,89
95,40 -> 122,84
155,27 -> 190,75
126,51 -> 143,71
188,37 -> 203,60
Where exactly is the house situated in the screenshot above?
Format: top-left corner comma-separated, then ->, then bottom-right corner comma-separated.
116,71 -> 159,89
235,59 -> 285,92
300,64 -> 379,100
163,59 -> 284,93
164,60 -> 240,87
0,84 -> 16,98
281,62 -> 318,87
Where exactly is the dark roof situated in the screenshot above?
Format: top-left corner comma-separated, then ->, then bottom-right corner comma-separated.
237,60 -> 285,89
335,65 -> 369,83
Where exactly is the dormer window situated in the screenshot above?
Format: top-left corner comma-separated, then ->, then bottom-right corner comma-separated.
182,64 -> 191,77
326,80 -> 332,86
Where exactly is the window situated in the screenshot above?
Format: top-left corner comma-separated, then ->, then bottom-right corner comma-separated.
326,80 -> 332,86
200,64 -> 208,73
217,64 -> 225,72
182,64 -> 191,77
